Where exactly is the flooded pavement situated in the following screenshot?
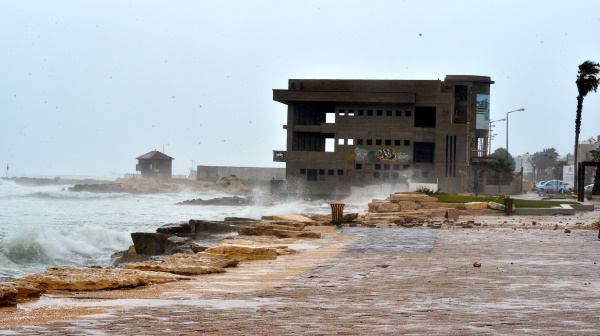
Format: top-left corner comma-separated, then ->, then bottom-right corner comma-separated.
342,227 -> 439,253
3,225 -> 600,335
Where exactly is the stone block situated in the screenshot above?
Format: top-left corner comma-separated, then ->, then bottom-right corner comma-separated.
377,202 -> 402,212
445,208 -> 460,220
389,193 -> 438,203
464,202 -> 488,210
205,245 -> 278,260
131,232 -> 168,255
399,201 -> 420,211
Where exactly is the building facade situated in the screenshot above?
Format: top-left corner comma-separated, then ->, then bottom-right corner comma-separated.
272,76 -> 494,196
136,150 -> 174,179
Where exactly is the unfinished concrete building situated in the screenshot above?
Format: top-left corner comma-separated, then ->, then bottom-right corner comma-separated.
272,75 -> 494,197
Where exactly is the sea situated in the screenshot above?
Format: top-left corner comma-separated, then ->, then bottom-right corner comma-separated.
0,178 -> 371,279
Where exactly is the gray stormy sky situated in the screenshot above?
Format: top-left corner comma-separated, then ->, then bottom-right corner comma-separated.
1,0 -> 600,178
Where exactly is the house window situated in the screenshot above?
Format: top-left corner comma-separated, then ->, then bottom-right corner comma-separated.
422,171 -> 429,178
413,142 -> 435,163
405,111 -> 412,116
396,110 -> 402,116
393,172 -> 399,179
337,169 -> 344,176
358,110 -> 364,116
367,110 -> 373,116
357,139 -> 363,145
386,110 -> 392,116
384,164 -> 390,170
375,164 -> 381,170
377,110 -> 383,116
374,172 -> 380,178
414,106 -> 436,128
300,169 -> 306,174
319,169 -> 325,175
403,164 -> 410,170
348,139 -> 354,145
355,163 -> 362,169
328,169 -> 334,175
366,139 -> 373,145
348,110 -> 355,116
338,139 -> 344,145
385,140 -> 391,146
383,172 -> 390,179
393,164 -> 400,170
376,139 -> 382,146
394,140 -> 401,146
404,140 -> 410,146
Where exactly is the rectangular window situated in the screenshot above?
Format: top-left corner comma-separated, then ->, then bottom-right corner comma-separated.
414,106 -> 436,128
376,139 -> 382,146
357,139 -> 363,145
377,110 -> 383,116
403,164 -> 410,170
422,171 -> 429,178
338,139 -> 344,145
405,111 -> 411,117
348,110 -> 354,116
355,163 -> 362,169
394,140 -> 401,146
365,164 -> 372,170
393,164 -> 400,170
366,139 -> 373,145
358,109 -> 364,116
348,139 -> 354,145
386,110 -> 392,116
307,169 -> 318,181
383,172 -> 390,179
367,110 -> 373,116
337,169 -> 344,176
375,164 -> 381,170
374,172 -> 380,178
396,110 -> 402,116
392,172 -> 399,179
339,109 -> 345,114
413,142 -> 435,163
300,169 -> 306,174
404,140 -> 410,146
384,164 -> 390,170
385,140 -> 391,146
319,169 -> 325,175
325,138 -> 335,152
328,169 -> 334,175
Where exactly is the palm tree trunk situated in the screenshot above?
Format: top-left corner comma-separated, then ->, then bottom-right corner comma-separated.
574,94 -> 584,191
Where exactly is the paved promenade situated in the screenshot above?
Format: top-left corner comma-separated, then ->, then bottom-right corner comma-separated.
2,218 -> 600,335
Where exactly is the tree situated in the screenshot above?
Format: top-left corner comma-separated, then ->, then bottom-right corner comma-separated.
531,148 -> 558,180
573,60 -> 600,189
485,148 -> 515,184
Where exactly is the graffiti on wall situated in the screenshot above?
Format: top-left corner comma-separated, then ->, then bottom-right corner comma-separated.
354,147 -> 409,163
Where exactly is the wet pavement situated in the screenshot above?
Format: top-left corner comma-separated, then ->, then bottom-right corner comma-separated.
3,225 -> 600,335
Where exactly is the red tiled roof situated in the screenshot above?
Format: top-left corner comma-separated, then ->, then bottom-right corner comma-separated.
136,151 -> 174,160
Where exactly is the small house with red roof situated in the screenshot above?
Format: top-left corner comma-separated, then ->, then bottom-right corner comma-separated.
135,150 -> 174,179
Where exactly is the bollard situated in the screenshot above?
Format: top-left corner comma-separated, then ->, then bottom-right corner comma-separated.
330,203 -> 345,225
503,197 -> 514,215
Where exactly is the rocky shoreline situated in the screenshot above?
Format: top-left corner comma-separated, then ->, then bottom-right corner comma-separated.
2,191 -> 598,314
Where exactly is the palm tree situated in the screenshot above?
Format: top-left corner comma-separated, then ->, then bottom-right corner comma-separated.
574,60 -> 600,191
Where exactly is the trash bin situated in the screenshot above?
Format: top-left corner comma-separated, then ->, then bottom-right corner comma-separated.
503,198 -> 514,215
330,203 -> 345,225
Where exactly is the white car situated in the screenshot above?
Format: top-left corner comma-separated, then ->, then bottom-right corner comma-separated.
537,180 -> 572,194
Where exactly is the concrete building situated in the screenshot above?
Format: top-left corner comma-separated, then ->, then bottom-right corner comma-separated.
272,75 -> 495,196
136,150 -> 174,179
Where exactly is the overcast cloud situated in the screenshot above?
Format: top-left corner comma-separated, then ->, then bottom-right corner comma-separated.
2,0 -> 599,178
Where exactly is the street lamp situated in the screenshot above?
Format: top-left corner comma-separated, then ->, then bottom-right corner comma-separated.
505,108 -> 525,162
488,118 -> 506,155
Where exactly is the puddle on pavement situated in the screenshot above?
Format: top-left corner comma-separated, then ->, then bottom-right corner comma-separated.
342,227 -> 439,253
17,295 -> 277,311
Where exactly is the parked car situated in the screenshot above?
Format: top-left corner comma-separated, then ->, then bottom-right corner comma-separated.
537,180 -> 572,194
531,181 -> 547,192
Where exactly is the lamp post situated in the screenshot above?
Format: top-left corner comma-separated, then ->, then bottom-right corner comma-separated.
505,108 -> 525,162
488,118 -> 506,155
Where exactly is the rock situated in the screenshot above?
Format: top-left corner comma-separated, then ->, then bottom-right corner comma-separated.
12,267 -> 188,291
204,245 -> 278,260
464,202 -> 489,210
156,222 -> 194,235
12,281 -> 42,299
165,236 -> 193,255
342,213 -> 358,222
190,220 -> 238,234
212,175 -> 252,194
124,253 -> 238,275
389,193 -> 438,203
473,262 -> 481,267
0,282 -> 18,306
445,208 -> 460,220
131,232 -> 168,255
399,201 -> 420,211
177,196 -> 252,206
487,202 -> 505,210
190,243 -> 208,253
239,223 -> 321,239
377,202 -> 402,212
273,215 -> 315,224
111,249 -> 152,266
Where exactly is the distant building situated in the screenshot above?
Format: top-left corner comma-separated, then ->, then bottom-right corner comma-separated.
272,75 -> 495,196
136,150 -> 174,179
